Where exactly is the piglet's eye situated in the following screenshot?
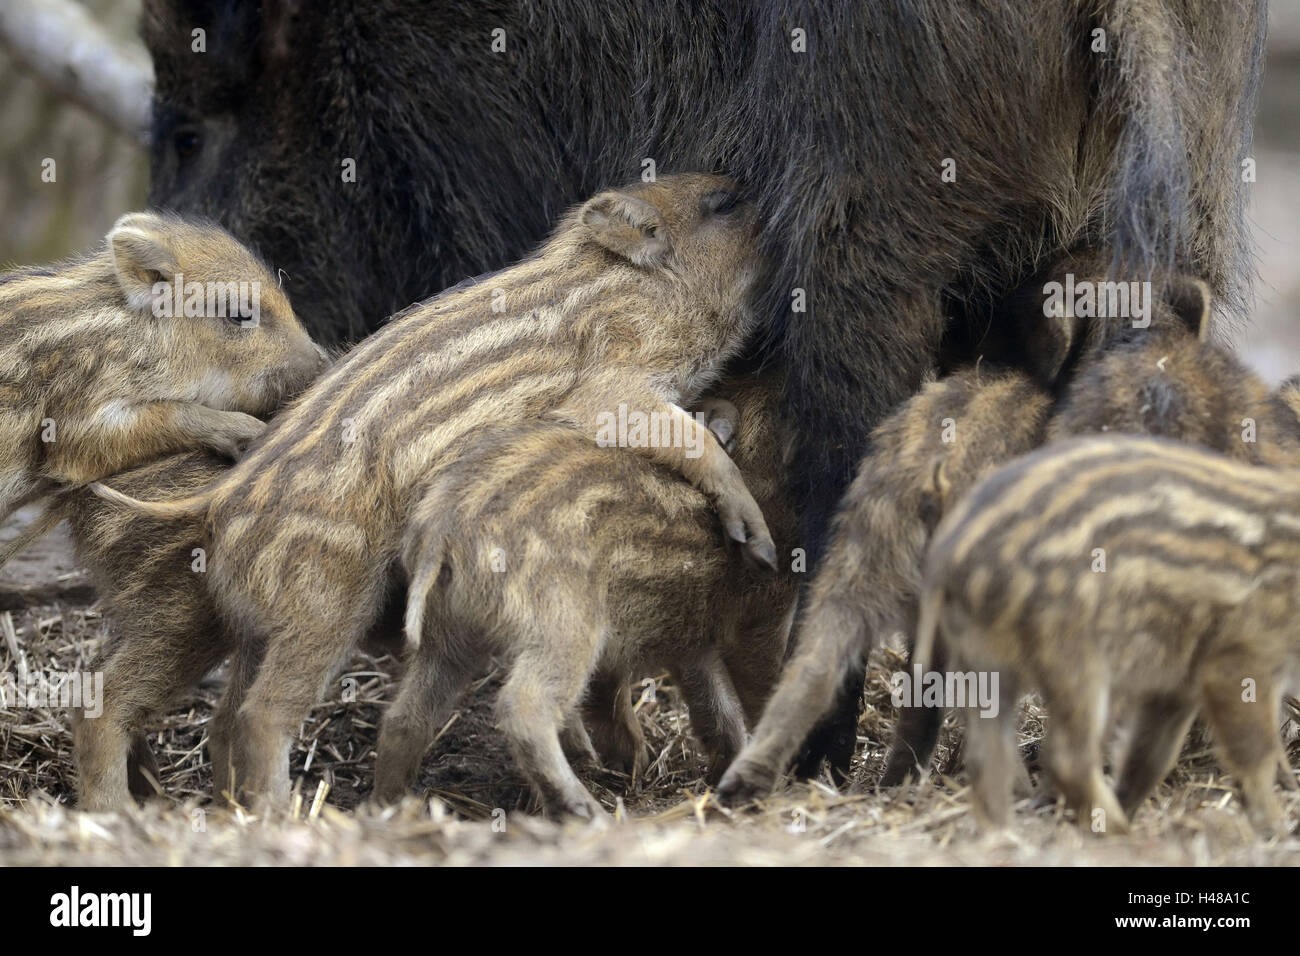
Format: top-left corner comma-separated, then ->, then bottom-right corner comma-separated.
703,190 -> 742,217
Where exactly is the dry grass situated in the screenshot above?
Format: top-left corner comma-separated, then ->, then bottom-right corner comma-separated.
1,602 -> 1298,866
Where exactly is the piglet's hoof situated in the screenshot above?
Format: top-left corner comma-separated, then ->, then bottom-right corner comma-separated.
715,758 -> 776,808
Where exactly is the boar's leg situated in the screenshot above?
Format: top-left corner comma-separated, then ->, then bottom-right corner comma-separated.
69,709 -> 132,812
716,595 -> 867,806
125,733 -> 161,800
230,567 -> 388,810
558,713 -> 600,767
373,618 -> 483,805
1114,693 -> 1198,819
882,620 -> 946,787
233,641 -> 344,809
495,609 -> 606,819
1040,668 -> 1128,835
722,599 -> 796,729
581,670 -> 646,778
49,403 -> 266,483
793,672 -> 864,784
208,633 -> 264,804
1200,668 -> 1290,837
674,651 -> 747,786
882,701 -> 943,786
73,620 -> 232,811
961,668 -> 1020,830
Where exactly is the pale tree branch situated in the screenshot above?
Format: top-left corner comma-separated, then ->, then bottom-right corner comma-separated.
0,0 -> 153,145
1273,3 -> 1300,55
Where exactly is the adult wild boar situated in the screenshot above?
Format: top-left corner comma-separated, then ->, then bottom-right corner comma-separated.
141,0 -> 1267,776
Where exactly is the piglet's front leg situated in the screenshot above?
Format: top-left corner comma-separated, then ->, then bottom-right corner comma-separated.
47,401 -> 266,483
553,385 -> 776,570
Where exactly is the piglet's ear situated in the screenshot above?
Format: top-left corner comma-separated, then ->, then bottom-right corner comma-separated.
109,212 -> 179,312
917,455 -> 951,532
1164,276 -> 1212,342
580,191 -> 671,267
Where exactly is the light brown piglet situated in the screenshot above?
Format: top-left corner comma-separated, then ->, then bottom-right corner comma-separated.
92,174 -> 775,807
377,375 -> 797,817
0,212 -> 325,522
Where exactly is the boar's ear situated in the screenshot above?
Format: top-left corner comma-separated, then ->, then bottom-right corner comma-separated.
982,265 -> 1094,388
580,191 -> 671,267
261,0 -> 303,62
1164,276 -> 1212,342
1025,302 -> 1081,387
1001,283 -> 1087,388
109,213 -> 179,312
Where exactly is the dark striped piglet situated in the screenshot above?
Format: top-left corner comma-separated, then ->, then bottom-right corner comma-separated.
916,436 -> 1300,836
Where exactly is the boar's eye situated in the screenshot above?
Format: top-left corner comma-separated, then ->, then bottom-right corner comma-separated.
702,190 -> 742,218
173,127 -> 202,161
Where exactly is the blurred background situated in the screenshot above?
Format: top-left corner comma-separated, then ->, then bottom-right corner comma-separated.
0,0 -> 1297,378
0,0 -> 146,265
1239,3 -> 1300,379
